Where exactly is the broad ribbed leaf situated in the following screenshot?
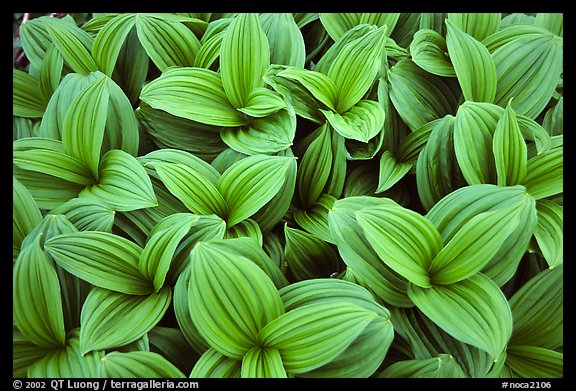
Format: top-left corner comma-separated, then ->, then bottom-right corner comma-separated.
220,13 -> 269,108
188,243 -> 284,359
139,213 -> 200,292
261,13 -> 305,67
112,25 -> 149,105
13,235 -> 66,348
80,286 -> 171,354
38,44 -> 63,101
13,326 -> 55,377
319,13 -> 399,41
92,13 -> 136,76
19,16 -> 72,69
13,69 -> 46,118
190,348 -> 242,378
454,101 -> 502,185
13,138 -> 94,186
80,149 -> 157,212
428,203 -> 523,285
535,13 -> 563,37
355,204 -> 443,288
509,266 -> 563,349
27,329 -> 103,378
47,23 -> 97,75
13,176 -> 43,256
322,100 -> 384,142
241,347 -> 287,378
51,197 -> 115,233
505,346 -> 562,378
446,20 -> 496,103
61,72 -> 109,178
104,76 -> 140,157
447,13 -> 501,41
45,231 -> 152,295
148,161 -> 227,217
388,59 -> 459,131
408,273 -> 513,359
294,193 -> 336,244
276,67 -> 338,111
329,196 -> 412,307
492,32 -> 563,119
284,226 -> 341,281
410,29 -> 455,77
100,351 -> 185,378
140,67 -> 247,127
236,87 -> 287,118
521,147 -> 563,200
378,354 -> 467,378
258,302 -> 377,374
218,154 -> 296,227
376,150 -> 412,193
493,102 -> 527,186
533,200 -> 563,268
327,25 -> 387,113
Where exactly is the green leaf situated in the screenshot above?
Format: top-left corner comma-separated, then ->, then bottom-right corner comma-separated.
13,176 -> 43,256
47,22 -> 98,75
190,348 -> 242,378
322,100 -> 385,142
44,231 -> 153,295
220,13 -> 269,108
236,87 -> 287,118
103,76 -> 140,157
327,25 -> 387,113
241,347 -> 287,378
80,286 -> 172,354
276,67 -> 338,111
38,44 -> 64,102
147,161 -> 227,217
410,29 -> 455,77
284,226 -> 341,281
447,13 -> 501,41
293,193 -> 336,244
50,197 -> 115,233
493,102 -> 527,186
521,148 -> 563,200
492,32 -> 563,119
80,149 -> 158,212
378,354 -> 467,378
13,235 -> 66,348
535,13 -> 563,37
257,301 -> 378,374
13,69 -> 46,118
92,13 -> 136,76
505,346 -> 562,378
533,200 -> 563,268
13,326 -> 54,377
355,203 -> 443,288
218,154 -> 296,227
112,24 -> 149,106
428,203 -> 524,285
376,150 -> 412,193
446,20 -> 497,103
135,14 -> 200,71
408,273 -> 513,360
261,13 -> 305,67
13,137 -> 95,186
100,351 -> 185,378
27,329 -> 104,377
508,266 -> 562,349
319,13 -> 399,41
61,72 -> 109,178
188,243 -> 284,359
140,67 -> 248,127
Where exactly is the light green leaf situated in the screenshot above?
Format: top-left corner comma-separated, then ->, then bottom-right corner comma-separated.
218,154 -> 296,227
276,67 -> 338,111
38,44 -> 64,101
80,149 -> 158,212
257,301 -> 377,374
92,13 -> 136,76
378,354 -> 467,378
505,346 -> 562,378
293,193 -> 336,244
376,150 -> 412,193
220,13 -> 269,108
446,20 -> 497,103
13,326 -> 55,377
521,148 -> 563,200
224,219 -> 264,246
261,13 -> 305,67
13,176 -> 43,256
319,13 -> 399,41
13,235 -> 66,348
493,102 -> 527,186
236,87 -> 287,118
408,273 -> 513,360
47,23 -> 97,75
140,67 -> 248,127
410,29 -> 455,77
99,351 -> 185,378
188,243 -> 284,359
27,329 -> 104,378
535,13 -> 563,37
190,348 -> 242,378
356,204 -> 443,288
44,231 -> 152,295
533,200 -> 563,268
13,69 -> 46,118
509,266 -> 562,349
80,286 -> 171,354
241,347 -> 287,378
322,100 -> 384,142
51,197 -> 115,232
447,13 -> 501,41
